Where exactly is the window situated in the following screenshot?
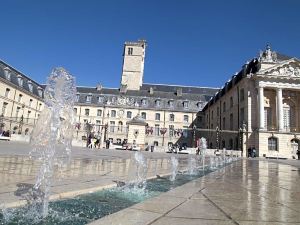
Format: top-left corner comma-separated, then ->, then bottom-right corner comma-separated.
127,111 -> 132,119
118,121 -> 123,132
110,121 -> 115,133
37,87 -> 43,97
169,113 -> 175,122
18,94 -> 23,103
240,89 -> 245,102
268,137 -> 278,151
96,120 -> 101,132
15,107 -> 20,118
141,99 -> 147,106
74,108 -> 77,115
229,139 -> 233,150
240,107 -> 245,126
27,111 -> 31,119
168,100 -> 174,108
111,110 -> 116,117
183,126 -> 188,137
85,109 -> 90,116
28,81 -> 33,92
155,124 -> 160,136
223,102 -> 226,112
155,99 -> 161,107
128,47 -> 133,55
29,99 -> 33,107
38,103 -> 42,111
17,75 -> 23,86
2,102 -> 8,116
5,88 -> 10,98
4,67 -> 11,80
222,117 -> 226,130
86,95 -> 92,102
230,97 -> 233,108
183,101 -> 189,109
97,109 -> 102,116
169,125 -> 174,137
230,113 -> 233,130
97,96 -> 103,103
197,116 -> 202,123
76,94 -> 80,102
217,107 -> 219,116
211,111 -> 214,120
184,115 -> 189,123
155,113 -> 160,121
141,112 -> 146,120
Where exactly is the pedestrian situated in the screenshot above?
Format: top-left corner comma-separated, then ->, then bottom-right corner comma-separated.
105,139 -> 110,149
247,147 -> 252,158
297,149 -> 300,160
252,147 -> 256,158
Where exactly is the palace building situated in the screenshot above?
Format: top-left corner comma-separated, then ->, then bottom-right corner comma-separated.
203,45 -> 300,159
0,40 -> 217,148
1,41 -> 299,158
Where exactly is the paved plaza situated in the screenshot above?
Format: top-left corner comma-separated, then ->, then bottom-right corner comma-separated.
0,142 -> 300,225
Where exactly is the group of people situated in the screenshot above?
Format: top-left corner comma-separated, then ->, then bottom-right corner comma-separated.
0,130 -> 10,137
87,134 -> 101,149
247,147 -> 257,158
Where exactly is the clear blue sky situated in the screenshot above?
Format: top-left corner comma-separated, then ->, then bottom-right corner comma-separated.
1,0 -> 300,88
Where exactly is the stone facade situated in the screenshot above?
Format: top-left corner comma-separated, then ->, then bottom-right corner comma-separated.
203,45 -> 300,159
0,40 -> 217,148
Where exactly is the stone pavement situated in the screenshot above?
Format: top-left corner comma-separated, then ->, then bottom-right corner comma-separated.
0,141 -> 190,208
89,159 -> 300,225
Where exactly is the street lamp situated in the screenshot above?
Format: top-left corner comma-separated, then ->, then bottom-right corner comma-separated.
216,126 -> 219,150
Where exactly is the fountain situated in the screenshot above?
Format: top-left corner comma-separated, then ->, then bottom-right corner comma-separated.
28,67 -> 76,219
169,156 -> 178,181
187,155 -> 197,175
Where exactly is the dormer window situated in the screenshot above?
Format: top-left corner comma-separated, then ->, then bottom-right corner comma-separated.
76,94 -> 80,102
28,81 -> 33,92
155,99 -> 161,107
168,100 -> 174,108
17,75 -> 23,87
183,101 -> 189,109
37,87 -> 43,97
86,94 -> 92,102
197,102 -> 204,109
111,97 -> 116,104
3,67 -> 11,80
97,96 -> 102,103
141,98 -> 147,106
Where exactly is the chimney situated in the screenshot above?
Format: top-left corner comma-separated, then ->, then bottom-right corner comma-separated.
120,84 -> 127,94
176,88 -> 182,97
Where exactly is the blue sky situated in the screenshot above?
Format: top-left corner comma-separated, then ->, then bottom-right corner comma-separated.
1,0 -> 300,88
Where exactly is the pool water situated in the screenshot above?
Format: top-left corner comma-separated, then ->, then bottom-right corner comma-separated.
0,167 -> 218,225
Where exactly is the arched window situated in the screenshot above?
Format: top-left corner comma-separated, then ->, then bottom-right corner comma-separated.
230,97 -> 233,108
268,137 -> 278,151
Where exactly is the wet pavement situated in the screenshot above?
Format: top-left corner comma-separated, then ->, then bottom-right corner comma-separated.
0,142 -> 190,208
90,159 -> 300,225
0,142 -> 300,225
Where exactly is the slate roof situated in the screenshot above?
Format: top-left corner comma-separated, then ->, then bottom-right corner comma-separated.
0,60 -> 44,99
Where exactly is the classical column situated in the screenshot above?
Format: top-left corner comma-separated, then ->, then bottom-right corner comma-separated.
259,86 -> 265,130
276,88 -> 284,131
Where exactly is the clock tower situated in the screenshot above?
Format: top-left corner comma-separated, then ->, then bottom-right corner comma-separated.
120,40 -> 146,90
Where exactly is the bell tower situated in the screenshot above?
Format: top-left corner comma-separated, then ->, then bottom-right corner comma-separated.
120,39 -> 146,90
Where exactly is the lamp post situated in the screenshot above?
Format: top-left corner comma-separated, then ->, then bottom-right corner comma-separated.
192,124 -> 197,148
216,126 -> 219,150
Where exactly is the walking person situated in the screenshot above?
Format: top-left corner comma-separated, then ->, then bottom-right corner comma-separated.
297,149 -> 300,160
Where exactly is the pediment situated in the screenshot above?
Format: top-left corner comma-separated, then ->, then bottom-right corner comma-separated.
262,59 -> 300,77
